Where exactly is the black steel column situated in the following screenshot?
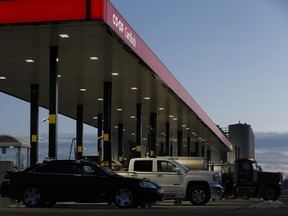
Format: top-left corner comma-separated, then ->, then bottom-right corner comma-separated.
30,84 -> 39,165
97,113 -> 103,163
136,103 -> 142,157
118,123 -> 123,163
48,46 -> 58,159
187,137 -> 191,156
150,113 -> 157,157
177,130 -> 183,156
195,142 -> 199,156
76,105 -> 83,159
165,122 -> 170,156
103,82 -> 112,168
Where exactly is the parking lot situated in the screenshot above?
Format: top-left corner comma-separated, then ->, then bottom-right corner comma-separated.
0,199 -> 287,216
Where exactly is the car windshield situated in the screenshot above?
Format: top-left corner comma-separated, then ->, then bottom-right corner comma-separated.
89,162 -> 117,176
171,160 -> 190,172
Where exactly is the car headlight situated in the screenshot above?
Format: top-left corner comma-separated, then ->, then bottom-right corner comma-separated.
139,181 -> 157,189
212,172 -> 221,183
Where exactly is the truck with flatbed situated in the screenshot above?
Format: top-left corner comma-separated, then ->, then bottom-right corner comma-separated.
116,157 -> 223,205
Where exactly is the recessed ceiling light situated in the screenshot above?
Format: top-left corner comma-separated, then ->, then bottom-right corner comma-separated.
90,56 -> 98,60
111,72 -> 119,76
131,87 -> 137,90
80,88 -> 87,92
58,75 -> 62,78
59,34 -> 69,38
114,125 -> 118,129
25,59 -> 34,63
0,76 -> 6,80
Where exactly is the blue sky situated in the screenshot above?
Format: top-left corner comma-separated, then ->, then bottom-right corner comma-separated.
110,0 -> 288,133
0,0 -> 288,174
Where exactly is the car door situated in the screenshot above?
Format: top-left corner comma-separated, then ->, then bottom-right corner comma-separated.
153,160 -> 185,197
33,162 -> 77,201
73,162 -> 110,202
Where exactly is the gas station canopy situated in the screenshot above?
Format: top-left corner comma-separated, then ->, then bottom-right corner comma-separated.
0,0 -> 232,153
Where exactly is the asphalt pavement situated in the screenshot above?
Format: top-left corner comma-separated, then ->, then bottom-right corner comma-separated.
0,198 -> 287,216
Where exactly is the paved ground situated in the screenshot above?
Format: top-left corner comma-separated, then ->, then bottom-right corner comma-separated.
0,198 -> 287,216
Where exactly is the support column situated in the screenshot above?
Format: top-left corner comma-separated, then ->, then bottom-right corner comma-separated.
149,113 -> 157,157
76,105 -> 83,159
136,103 -> 142,157
103,82 -> 112,168
30,84 -> 39,165
118,123 -> 123,163
48,46 -> 58,159
187,137 -> 191,156
97,114 -> 103,163
177,130 -> 183,156
195,142 -> 200,156
165,123 -> 170,156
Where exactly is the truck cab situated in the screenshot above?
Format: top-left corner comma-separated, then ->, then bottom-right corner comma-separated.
233,158 -> 283,200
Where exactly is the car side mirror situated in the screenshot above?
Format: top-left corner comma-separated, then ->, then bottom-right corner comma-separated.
174,167 -> 181,173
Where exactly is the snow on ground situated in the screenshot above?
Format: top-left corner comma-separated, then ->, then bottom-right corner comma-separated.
249,199 -> 288,208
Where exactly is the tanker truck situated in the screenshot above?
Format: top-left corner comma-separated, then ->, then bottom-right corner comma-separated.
164,157 -> 283,201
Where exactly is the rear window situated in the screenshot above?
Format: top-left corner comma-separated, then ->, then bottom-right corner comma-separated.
33,162 -> 74,174
133,160 -> 152,172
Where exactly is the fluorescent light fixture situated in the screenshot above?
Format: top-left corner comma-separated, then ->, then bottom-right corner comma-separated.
186,128 -> 190,130
58,75 -> 62,78
97,98 -> 103,101
159,107 -> 164,110
117,108 -> 122,111
182,125 -> 186,128
90,56 -> 98,60
80,88 -> 87,92
0,76 -> 6,80
169,115 -> 174,118
111,72 -> 119,76
173,118 -> 177,121
144,97 -> 150,100
93,116 -> 98,120
131,87 -> 137,90
114,125 -> 118,129
131,133 -> 135,136
130,115 -> 136,119
25,59 -> 34,63
59,34 -> 69,38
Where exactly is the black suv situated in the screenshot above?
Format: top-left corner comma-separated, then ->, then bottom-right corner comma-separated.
0,160 -> 164,208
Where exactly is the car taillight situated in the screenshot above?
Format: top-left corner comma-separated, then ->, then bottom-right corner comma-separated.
2,172 -> 10,182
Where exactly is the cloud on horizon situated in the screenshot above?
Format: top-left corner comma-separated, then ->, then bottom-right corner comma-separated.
255,132 -> 288,177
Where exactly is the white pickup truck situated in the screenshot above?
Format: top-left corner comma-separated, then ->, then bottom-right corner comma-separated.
116,157 -> 223,205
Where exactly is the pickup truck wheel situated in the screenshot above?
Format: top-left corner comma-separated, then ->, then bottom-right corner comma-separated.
22,186 -> 44,207
113,187 -> 138,208
261,185 -> 279,201
189,185 -> 210,205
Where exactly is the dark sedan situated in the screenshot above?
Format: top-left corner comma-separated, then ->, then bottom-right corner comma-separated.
0,160 -> 164,208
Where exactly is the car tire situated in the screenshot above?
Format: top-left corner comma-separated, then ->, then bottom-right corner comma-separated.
113,187 -> 138,208
261,185 -> 279,201
189,185 -> 210,205
22,186 -> 44,207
